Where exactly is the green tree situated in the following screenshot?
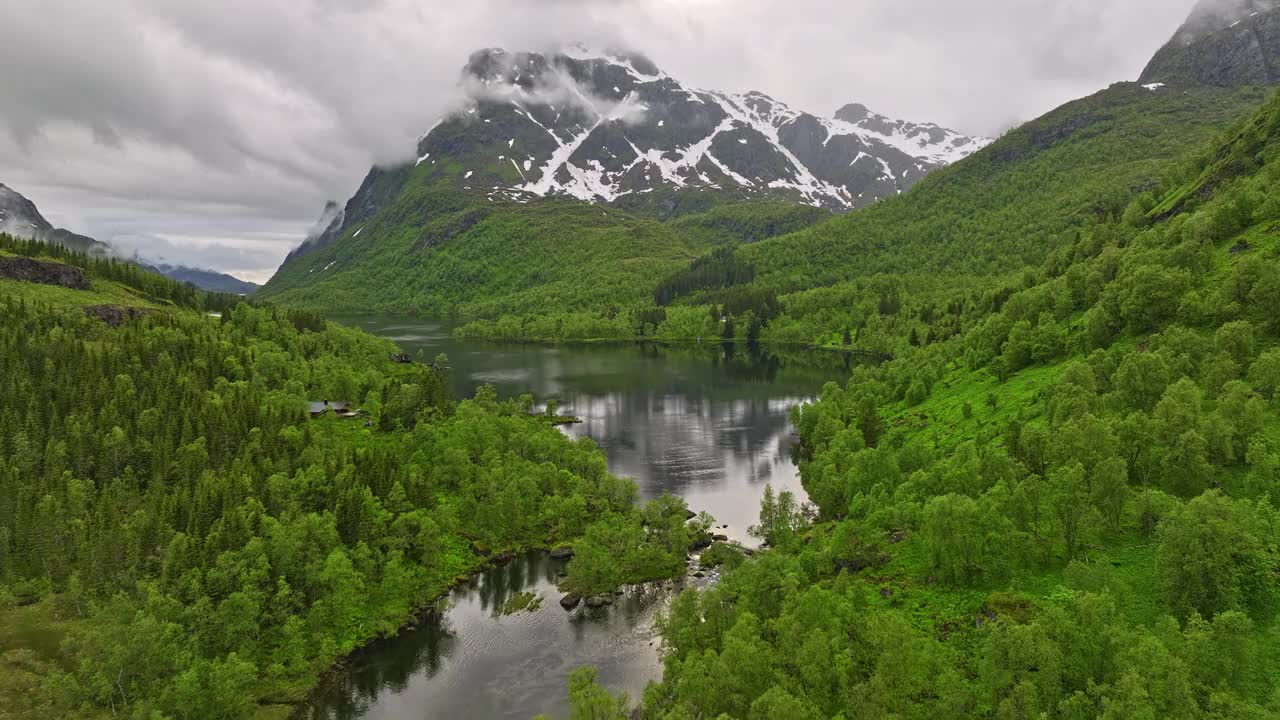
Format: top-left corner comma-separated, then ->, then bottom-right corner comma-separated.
1047,464 -> 1099,561
1247,348 -> 1280,398
750,485 -> 804,548
1156,491 -> 1277,620
923,494 -> 1004,584
1114,353 -> 1170,412
856,394 -> 884,448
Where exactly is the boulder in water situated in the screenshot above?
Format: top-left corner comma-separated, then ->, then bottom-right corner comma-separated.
559,592 -> 582,610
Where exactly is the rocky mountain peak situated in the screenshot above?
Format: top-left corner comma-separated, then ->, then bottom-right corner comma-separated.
1141,0 -> 1280,86
0,182 -> 55,235
834,103 -> 873,123
1175,0 -> 1278,43
400,45 -> 991,213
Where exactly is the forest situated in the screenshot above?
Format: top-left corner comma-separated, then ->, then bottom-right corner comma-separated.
528,89 -> 1280,719
6,43 -> 1280,720
0,251 -> 694,719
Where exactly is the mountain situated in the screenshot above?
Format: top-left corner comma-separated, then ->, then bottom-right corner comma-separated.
0,182 -> 259,294
262,24 -> 1267,341
736,2 -> 1280,303
1140,0 -> 1280,86
637,76 -> 1280,720
284,46 -> 987,261
415,46 -> 987,212
736,83 -> 1265,293
151,264 -> 259,295
261,47 -> 988,315
1,181 -> 54,236
1,182 -> 110,256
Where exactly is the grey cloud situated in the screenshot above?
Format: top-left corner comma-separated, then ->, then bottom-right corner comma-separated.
0,0 -> 1201,279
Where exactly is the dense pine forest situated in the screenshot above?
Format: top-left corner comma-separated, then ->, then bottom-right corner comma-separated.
520,89 -> 1280,719
0,240 -> 696,719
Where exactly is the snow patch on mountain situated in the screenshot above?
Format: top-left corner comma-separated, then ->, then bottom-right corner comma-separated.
404,47 -> 992,211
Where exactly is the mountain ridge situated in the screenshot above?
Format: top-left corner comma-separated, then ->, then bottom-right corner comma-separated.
0,182 -> 259,294
285,46 -> 989,261
1141,0 -> 1280,86
427,46 -> 990,209
262,21 -> 1268,341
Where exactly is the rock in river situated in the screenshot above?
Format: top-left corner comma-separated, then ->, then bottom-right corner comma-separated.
559,592 -> 582,610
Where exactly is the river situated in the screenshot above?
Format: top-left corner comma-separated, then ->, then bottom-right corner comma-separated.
299,317 -> 856,720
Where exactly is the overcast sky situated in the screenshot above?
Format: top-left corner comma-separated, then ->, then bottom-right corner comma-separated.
1,0 -> 1200,283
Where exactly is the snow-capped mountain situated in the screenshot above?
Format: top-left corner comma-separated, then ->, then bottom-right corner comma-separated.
413,46 -> 990,212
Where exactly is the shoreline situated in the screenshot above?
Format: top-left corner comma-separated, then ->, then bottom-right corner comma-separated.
320,311 -> 890,358
278,546 -> 532,717
279,538 -> 709,717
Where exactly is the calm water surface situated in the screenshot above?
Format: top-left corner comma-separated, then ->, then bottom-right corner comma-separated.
301,317 -> 856,720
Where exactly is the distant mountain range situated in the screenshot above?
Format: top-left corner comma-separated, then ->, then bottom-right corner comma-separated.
0,183 -> 258,295
144,264 -> 259,295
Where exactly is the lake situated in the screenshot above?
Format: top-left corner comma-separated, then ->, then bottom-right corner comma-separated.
299,317 -> 856,719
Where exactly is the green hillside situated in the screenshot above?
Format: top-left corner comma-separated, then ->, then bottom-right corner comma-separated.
0,243 -> 695,719
255,168 -> 828,328
744,84 -> 1262,284
0,234 -> 236,313
586,86 -> 1280,720
448,84 -> 1267,343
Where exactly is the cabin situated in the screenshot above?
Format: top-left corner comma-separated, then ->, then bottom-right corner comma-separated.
308,400 -> 359,418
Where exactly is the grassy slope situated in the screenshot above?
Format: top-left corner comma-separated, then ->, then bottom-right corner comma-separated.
0,277 -> 165,309
0,246 -> 169,309
0,602 -> 107,720
744,83 -> 1266,289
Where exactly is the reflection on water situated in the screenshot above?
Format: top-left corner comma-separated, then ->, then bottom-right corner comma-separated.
301,318 -> 856,719
303,552 -> 684,720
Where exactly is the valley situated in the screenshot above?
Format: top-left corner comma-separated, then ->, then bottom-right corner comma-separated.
4,1 -> 1280,719
298,317 -> 855,719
